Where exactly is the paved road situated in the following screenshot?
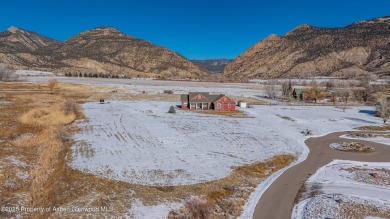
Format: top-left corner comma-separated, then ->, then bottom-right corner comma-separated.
253,131 -> 390,219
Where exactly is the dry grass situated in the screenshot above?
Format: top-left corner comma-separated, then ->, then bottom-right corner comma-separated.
331,142 -> 375,153
120,93 -> 180,102
47,79 -> 58,91
63,98 -> 81,115
233,97 -> 267,105
19,107 -> 76,127
170,196 -> 213,219
28,128 -> 65,205
0,81 -> 48,91
355,125 -> 390,131
0,83 -> 84,218
168,154 -> 296,218
17,95 -> 83,127
276,114 -> 295,121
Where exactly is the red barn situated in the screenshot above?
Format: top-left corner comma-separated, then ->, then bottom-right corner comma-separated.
180,92 -> 236,111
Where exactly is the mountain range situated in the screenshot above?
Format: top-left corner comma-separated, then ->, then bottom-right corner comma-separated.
0,26 -> 209,78
1,16 -> 390,79
191,59 -> 232,74
224,16 -> 390,79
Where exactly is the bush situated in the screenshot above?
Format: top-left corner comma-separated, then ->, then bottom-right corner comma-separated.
63,99 -> 81,115
185,196 -> 213,219
301,129 -> 313,136
168,106 -> 176,113
170,196 -> 213,219
57,126 -> 71,142
163,90 -> 174,94
47,79 -> 58,91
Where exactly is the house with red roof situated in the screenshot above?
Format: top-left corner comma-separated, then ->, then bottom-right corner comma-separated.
180,92 -> 236,111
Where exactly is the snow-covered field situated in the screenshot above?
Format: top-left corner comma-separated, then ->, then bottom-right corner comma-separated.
71,102 -> 383,186
13,72 -> 389,218
25,75 -> 267,98
15,70 -> 56,76
292,160 -> 390,219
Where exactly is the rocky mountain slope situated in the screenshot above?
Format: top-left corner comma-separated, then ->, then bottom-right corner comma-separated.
191,59 -> 232,73
0,26 -> 209,78
0,27 -> 61,69
224,16 -> 390,79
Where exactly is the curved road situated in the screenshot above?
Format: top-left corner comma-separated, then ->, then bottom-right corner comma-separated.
253,131 -> 390,219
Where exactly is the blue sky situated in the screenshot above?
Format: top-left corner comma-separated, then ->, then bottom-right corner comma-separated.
1,0 -> 390,59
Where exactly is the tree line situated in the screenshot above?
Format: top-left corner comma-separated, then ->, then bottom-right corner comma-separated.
64,72 -> 128,79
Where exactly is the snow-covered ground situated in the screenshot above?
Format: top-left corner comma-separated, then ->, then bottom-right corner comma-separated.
292,160 -> 390,219
71,102 -> 383,187
24,75 -> 267,98
15,70 -> 56,76
14,72 -> 389,218
131,199 -> 182,219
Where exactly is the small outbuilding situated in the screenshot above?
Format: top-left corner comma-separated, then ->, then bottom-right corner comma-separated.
292,88 -> 307,101
238,101 -> 247,108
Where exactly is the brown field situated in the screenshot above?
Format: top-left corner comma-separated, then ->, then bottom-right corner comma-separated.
0,81 -> 295,218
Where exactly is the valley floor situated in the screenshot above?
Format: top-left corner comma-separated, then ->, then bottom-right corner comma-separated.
1,74 -> 389,218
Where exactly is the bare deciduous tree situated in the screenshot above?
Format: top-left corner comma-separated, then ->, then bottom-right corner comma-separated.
325,79 -> 336,90
304,82 -> 324,103
330,93 -> 337,105
338,87 -> 351,112
281,81 -> 293,101
265,79 -> 279,105
378,98 -> 390,124
353,88 -> 372,103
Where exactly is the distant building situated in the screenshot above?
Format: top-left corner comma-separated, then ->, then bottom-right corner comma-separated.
180,92 -> 236,111
238,101 -> 247,108
292,88 -> 307,101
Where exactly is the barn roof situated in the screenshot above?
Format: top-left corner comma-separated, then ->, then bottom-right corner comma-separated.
293,88 -> 307,95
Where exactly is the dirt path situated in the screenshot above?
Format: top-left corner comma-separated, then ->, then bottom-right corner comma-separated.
252,131 -> 390,219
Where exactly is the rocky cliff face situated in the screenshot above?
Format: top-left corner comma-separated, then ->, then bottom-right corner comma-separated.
224,17 -> 390,79
0,26 -> 209,78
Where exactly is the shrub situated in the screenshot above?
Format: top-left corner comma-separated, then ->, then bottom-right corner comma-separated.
185,196 -> 213,219
47,79 -> 58,91
57,126 -> 71,142
301,129 -> 313,136
63,99 -> 81,115
168,106 -> 176,113
163,90 -> 174,94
